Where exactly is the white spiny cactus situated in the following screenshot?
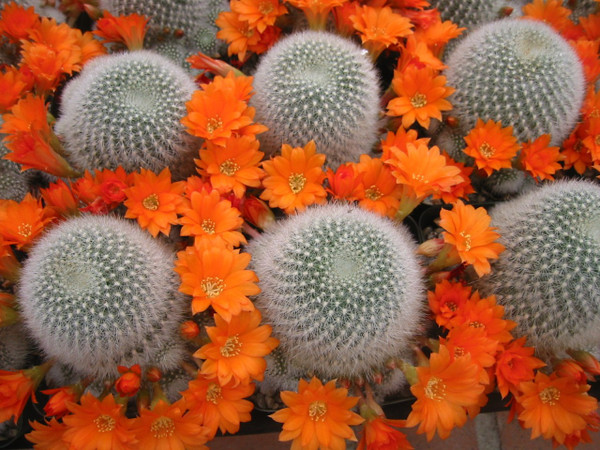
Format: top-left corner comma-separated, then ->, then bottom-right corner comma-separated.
248,204 -> 425,381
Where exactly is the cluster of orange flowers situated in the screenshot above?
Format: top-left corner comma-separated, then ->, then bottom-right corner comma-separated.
416,279 -> 600,447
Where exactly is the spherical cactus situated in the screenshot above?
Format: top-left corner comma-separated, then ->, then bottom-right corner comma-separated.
429,0 -> 526,31
54,50 -> 199,177
250,30 -> 381,168
444,19 -> 585,145
481,167 -> 535,197
17,215 -> 186,379
247,204 -> 425,381
478,181 -> 600,357
0,325 -> 30,371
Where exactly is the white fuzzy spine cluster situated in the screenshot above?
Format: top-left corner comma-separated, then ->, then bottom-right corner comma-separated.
55,50 -> 198,175
251,31 -> 381,168
248,204 -> 425,381
479,181 -> 600,356
17,215 -> 186,379
444,19 -> 585,145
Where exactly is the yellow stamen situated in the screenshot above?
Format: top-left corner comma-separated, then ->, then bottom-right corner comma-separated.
142,193 -> 159,211
539,386 -> 560,405
201,219 -> 216,234
150,416 -> 175,438
410,92 -> 428,108
206,116 -> 223,134
259,1 -> 274,14
94,414 -> 116,433
424,376 -> 446,400
201,277 -> 225,298
18,223 -> 32,238
308,400 -> 327,421
206,383 -> 222,404
479,142 -> 495,158
288,173 -> 306,194
220,159 -> 240,176
364,185 -> 383,201
220,335 -> 242,357
459,231 -> 472,252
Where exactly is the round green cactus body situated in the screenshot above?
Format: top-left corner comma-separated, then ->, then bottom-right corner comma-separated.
55,50 -> 198,176
248,204 -> 424,381
251,30 -> 381,168
17,215 -> 186,378
444,19 -> 585,145
429,0 -> 526,31
479,181 -> 600,356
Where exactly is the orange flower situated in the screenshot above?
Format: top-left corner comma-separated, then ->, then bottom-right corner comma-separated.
350,5 -> 413,59
380,128 -> 430,161
1,93 -> 50,135
195,309 -> 279,386
387,65 -> 454,130
397,35 -> 446,71
200,71 -> 255,102
230,0 -> 288,33
353,155 -> 403,218
287,0 -> 348,29
26,417 -> 68,450
522,0 -> 573,33
174,245 -> 260,321
0,66 -> 31,113
178,189 -> 246,248
0,193 -> 54,250
386,142 -> 463,200
261,140 -> 327,214
94,10 -> 149,51
131,399 -> 210,450
73,28 -> 107,65
414,19 -> 465,57
570,38 -> 600,84
62,393 -> 136,450
517,372 -> 598,445
181,88 -> 252,145
182,375 -> 255,438
325,162 -> 363,200
495,337 -> 545,398
123,168 -> 185,237
434,153 -> 475,203
358,416 -> 412,450
463,119 -> 519,176
439,200 -> 505,277
216,11 -> 261,62
73,166 -> 131,208
0,362 -> 52,424
0,1 -> 39,42
562,123 -> 592,175
405,345 -> 485,441
519,134 -> 562,181
114,364 -> 142,398
40,179 -> 80,217
427,279 -> 473,328
196,135 -> 265,198
42,385 -> 80,419
270,377 -> 364,450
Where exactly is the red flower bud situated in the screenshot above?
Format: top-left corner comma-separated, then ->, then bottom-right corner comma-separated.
42,386 -> 78,418
239,195 -> 275,230
115,364 -> 142,397
180,320 -> 200,340
146,367 -> 162,383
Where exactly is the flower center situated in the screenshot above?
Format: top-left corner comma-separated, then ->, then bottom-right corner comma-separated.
459,231 -> 472,252
142,193 -> 159,211
410,92 -> 427,108
259,1 -> 274,14
595,135 -> 600,146
206,383 -> 222,404
479,142 -> 496,158
364,185 -> 383,201
219,159 -> 240,176
201,277 -> 225,298
539,386 -> 560,405
308,400 -> 327,421
220,335 -> 242,357
206,116 -> 223,134
94,414 -> 116,433
454,347 -> 466,358
18,223 -> 32,238
411,173 -> 427,183
445,301 -> 458,312
424,376 -> 446,400
288,173 -> 306,194
470,321 -> 485,329
201,219 -> 216,234
150,416 -> 175,438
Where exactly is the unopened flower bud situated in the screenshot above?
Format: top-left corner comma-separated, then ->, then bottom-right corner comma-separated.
115,364 -> 142,397
146,367 -> 162,383
417,238 -> 445,257
180,320 -> 200,340
567,349 -> 600,376
240,195 -> 275,230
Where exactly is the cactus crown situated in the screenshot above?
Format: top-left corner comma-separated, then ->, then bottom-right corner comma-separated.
251,30 -> 381,168
248,204 -> 424,380
444,19 -> 585,145
429,0 -> 526,31
480,181 -> 600,356
17,215 -> 185,378
55,50 -> 198,176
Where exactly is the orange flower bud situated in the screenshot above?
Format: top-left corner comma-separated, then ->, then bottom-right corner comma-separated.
325,163 -> 362,200
115,364 -> 142,397
42,386 -> 78,418
0,361 -> 52,423
417,238 -> 445,257
146,367 -> 162,383
239,195 -> 275,230
180,320 -> 200,340
567,350 -> 600,376
555,359 -> 589,384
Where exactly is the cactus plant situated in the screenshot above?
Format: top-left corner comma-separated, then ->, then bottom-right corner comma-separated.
478,181 -> 600,357
444,19 -> 585,145
248,204 -> 425,381
250,30 -> 381,168
55,50 -> 199,177
0,325 -> 30,371
429,0 -> 526,31
17,215 -> 186,379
